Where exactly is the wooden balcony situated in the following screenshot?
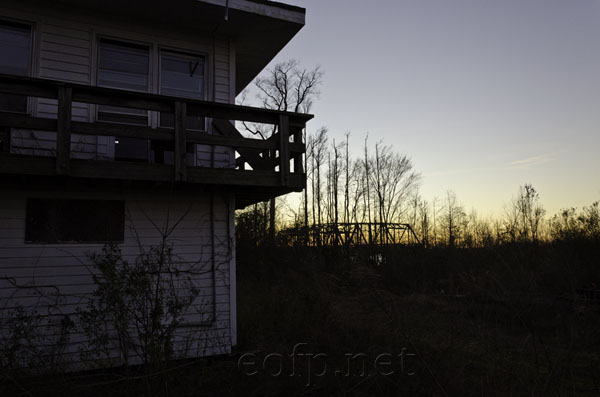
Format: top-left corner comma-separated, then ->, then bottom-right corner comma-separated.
0,74 -> 311,208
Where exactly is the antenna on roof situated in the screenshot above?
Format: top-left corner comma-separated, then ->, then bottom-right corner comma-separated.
224,0 -> 229,21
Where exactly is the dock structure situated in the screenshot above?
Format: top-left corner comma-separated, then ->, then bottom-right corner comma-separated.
284,222 -> 421,247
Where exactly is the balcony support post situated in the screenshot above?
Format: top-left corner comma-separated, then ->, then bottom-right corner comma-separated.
56,86 -> 72,175
278,114 -> 290,186
291,125 -> 304,174
174,101 -> 187,182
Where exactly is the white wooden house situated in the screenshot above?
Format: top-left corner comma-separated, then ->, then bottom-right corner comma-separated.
0,0 -> 310,368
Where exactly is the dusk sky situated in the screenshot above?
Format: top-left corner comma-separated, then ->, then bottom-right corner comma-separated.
259,0 -> 600,218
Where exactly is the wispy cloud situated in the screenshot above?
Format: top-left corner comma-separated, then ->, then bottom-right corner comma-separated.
425,153 -> 555,177
424,168 -> 485,177
506,153 -> 554,170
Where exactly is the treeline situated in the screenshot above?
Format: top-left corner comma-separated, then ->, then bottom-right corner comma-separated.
236,129 -> 600,248
238,129 -> 418,246
405,187 -> 600,248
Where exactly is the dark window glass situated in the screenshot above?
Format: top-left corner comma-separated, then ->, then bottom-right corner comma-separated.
97,39 -> 149,126
159,51 -> 205,131
114,137 -> 149,162
25,199 -> 125,243
97,39 -> 150,161
0,21 -> 31,113
98,39 -> 149,92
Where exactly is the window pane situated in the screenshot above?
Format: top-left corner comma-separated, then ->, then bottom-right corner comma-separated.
114,137 -> 149,162
159,52 -> 205,130
159,112 -> 205,131
0,21 -> 31,113
0,21 -> 31,76
25,199 -> 125,243
160,55 -> 204,99
97,39 -> 149,126
98,39 -> 148,91
97,105 -> 148,125
97,39 -> 150,161
0,93 -> 27,113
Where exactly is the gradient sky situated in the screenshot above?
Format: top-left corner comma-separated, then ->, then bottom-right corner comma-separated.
257,0 -> 600,217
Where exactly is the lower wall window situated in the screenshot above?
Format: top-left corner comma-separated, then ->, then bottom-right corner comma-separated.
25,199 -> 125,243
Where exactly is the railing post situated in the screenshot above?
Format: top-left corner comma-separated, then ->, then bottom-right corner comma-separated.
174,101 -> 187,182
292,125 -> 304,174
0,127 -> 10,153
56,86 -> 72,175
278,114 -> 290,186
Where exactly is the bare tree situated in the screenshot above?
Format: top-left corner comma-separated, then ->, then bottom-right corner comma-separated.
369,142 -> 420,227
502,184 -> 546,243
309,127 -> 328,245
343,133 -> 350,224
503,199 -> 520,243
431,196 -> 439,246
411,194 -> 431,247
515,184 -> 546,242
244,59 -> 323,242
363,135 -> 373,243
441,190 -> 466,247
254,59 -> 323,114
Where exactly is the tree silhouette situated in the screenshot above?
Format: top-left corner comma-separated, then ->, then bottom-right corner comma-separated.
243,59 -> 323,241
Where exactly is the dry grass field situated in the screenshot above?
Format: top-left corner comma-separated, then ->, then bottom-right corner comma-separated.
2,242 -> 599,396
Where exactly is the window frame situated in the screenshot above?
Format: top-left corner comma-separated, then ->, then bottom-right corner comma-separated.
95,36 -> 152,162
92,34 -> 213,163
0,18 -> 35,115
157,48 -> 207,131
95,36 -> 152,126
25,198 -> 126,244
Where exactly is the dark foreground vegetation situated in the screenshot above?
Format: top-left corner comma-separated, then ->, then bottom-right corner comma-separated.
232,241 -> 600,396
3,237 -> 599,396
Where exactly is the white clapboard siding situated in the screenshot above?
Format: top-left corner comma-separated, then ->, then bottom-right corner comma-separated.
33,22 -> 95,159
196,36 -> 235,168
0,189 -> 235,365
11,20 -> 93,157
214,38 -> 231,104
214,37 -> 235,167
39,23 -> 91,86
0,323 -> 233,368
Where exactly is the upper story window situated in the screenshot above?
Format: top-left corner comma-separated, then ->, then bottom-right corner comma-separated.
95,39 -> 208,162
160,51 -> 204,99
98,39 -> 149,91
159,51 -> 205,131
0,20 -> 32,113
97,38 -> 150,125
97,38 -> 150,162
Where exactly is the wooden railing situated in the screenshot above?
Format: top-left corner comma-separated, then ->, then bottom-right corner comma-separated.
0,74 -> 311,189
